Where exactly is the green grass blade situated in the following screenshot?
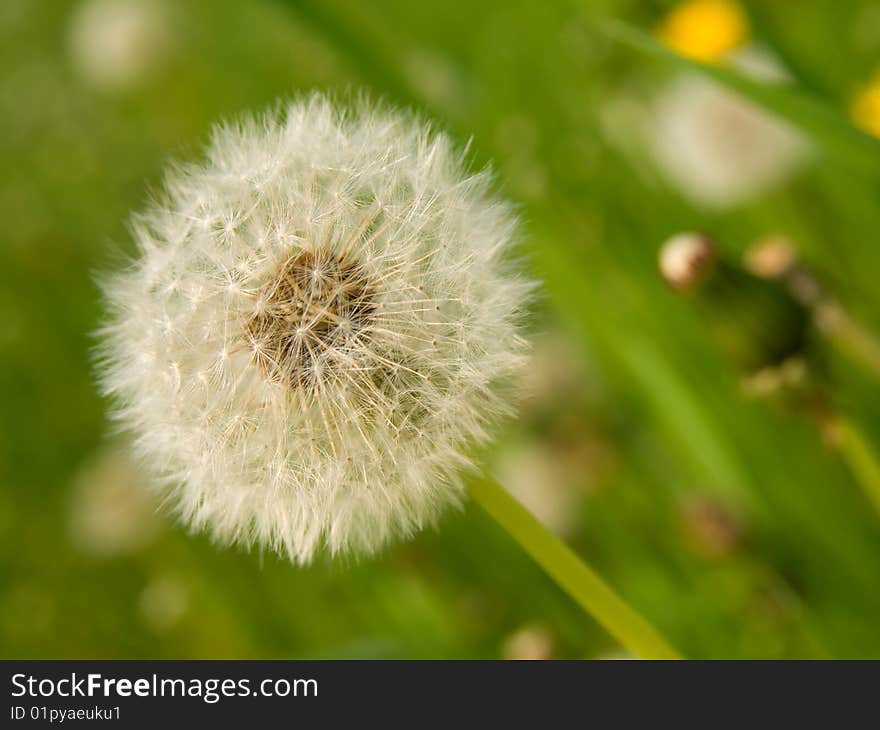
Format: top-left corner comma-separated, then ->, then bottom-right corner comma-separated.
469,476 -> 683,659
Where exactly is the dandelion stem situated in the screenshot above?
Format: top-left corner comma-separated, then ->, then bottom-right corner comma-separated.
468,477 -> 683,660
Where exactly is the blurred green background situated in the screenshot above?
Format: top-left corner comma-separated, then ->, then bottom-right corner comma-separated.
3,0 -> 880,659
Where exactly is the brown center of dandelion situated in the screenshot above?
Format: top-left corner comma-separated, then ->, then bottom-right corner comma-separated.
246,249 -> 377,392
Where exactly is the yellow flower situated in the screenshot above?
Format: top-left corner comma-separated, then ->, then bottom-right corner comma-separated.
851,72 -> 880,138
656,0 -> 749,64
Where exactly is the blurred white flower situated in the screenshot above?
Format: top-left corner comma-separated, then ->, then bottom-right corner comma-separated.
139,575 -> 188,632
403,49 -> 464,111
68,0 -> 173,92
502,624 -> 555,660
99,95 -> 532,563
68,447 -> 159,558
650,73 -> 809,209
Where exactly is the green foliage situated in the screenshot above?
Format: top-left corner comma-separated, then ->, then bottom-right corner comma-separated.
2,0 -> 880,658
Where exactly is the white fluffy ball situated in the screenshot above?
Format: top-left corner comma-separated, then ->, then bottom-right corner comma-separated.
98,95 -> 532,563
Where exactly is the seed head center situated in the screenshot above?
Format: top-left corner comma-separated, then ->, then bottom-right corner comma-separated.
246,249 -> 376,391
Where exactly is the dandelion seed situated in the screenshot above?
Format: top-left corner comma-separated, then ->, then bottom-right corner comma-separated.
658,232 -> 716,289
98,94 -> 533,563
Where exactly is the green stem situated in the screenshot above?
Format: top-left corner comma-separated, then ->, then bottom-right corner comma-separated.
468,477 -> 683,660
817,305 -> 880,381
835,418 -> 880,518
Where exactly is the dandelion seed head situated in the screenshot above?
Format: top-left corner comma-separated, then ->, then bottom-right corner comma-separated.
658,232 -> 716,289
98,94 -> 533,563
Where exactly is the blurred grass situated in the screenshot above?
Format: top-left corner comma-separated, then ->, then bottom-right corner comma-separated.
2,0 -> 880,658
